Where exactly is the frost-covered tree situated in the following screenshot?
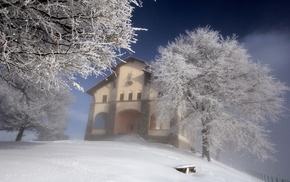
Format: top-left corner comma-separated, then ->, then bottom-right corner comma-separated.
0,0 -> 144,91
0,78 -> 73,141
152,27 -> 288,161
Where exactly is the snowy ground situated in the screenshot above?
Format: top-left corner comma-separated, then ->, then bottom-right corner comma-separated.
0,135 -> 261,182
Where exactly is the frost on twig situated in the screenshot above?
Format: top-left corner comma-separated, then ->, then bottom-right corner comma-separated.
152,27 -> 289,161
0,0 -> 145,90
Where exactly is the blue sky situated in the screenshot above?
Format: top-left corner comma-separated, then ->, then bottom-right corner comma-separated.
66,0 -> 290,180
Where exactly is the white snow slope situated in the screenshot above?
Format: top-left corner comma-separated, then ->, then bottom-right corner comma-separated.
0,135 -> 261,182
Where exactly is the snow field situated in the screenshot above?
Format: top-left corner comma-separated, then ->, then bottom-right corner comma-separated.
0,136 -> 261,182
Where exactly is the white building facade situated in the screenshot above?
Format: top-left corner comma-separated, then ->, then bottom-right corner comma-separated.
84,57 -> 194,150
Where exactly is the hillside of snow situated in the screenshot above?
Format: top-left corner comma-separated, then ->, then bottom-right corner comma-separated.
0,135 -> 261,182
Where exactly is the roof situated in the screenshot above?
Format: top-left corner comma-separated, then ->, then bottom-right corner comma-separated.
86,56 -> 148,96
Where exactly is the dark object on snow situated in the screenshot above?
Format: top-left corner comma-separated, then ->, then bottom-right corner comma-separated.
175,165 -> 196,174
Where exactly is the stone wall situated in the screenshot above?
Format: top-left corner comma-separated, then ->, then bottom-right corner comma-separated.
138,100 -> 149,138
84,102 -> 95,140
106,102 -> 116,136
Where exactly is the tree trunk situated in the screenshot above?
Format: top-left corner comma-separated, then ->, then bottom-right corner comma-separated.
15,127 -> 25,141
201,130 -> 211,161
201,118 -> 210,162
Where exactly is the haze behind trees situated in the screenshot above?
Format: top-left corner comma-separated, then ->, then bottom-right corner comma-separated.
0,78 -> 73,141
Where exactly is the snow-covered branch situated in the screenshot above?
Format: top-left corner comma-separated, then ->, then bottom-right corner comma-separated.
0,77 -> 73,141
0,0 -> 145,90
151,27 -> 289,161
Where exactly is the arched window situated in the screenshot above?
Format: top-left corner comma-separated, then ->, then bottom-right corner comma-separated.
93,112 -> 108,129
120,91 -> 124,101
128,91 -> 133,100
102,95 -> 108,103
137,90 -> 142,100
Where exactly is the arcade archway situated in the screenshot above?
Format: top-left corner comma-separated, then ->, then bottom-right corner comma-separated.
114,109 -> 141,135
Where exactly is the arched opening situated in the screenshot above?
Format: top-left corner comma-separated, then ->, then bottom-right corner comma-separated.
93,112 -> 108,129
114,109 -> 141,135
150,113 -> 165,130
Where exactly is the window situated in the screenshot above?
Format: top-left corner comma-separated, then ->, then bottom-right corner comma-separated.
127,72 -> 133,85
102,95 -> 107,103
137,92 -> 142,100
128,92 -> 133,100
120,93 -> 124,101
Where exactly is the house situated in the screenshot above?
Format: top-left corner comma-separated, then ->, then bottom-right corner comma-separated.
84,57 -> 195,150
